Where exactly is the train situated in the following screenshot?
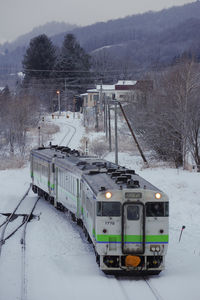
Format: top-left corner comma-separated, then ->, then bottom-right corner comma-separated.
30,145 -> 169,275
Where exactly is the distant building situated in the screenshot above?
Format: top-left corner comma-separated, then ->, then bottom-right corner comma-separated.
81,80 -> 153,109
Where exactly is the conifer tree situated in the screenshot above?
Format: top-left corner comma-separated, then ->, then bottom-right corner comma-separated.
55,34 -> 91,93
22,34 -> 56,81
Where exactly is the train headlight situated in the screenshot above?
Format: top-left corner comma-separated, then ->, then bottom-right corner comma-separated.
155,192 -> 161,199
150,246 -> 156,252
105,192 -> 112,199
150,245 -> 160,252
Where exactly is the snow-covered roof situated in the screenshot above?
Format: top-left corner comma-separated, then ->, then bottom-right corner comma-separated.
87,89 -> 98,93
96,85 -> 115,91
116,80 -> 137,86
0,87 -> 5,91
17,72 -> 25,78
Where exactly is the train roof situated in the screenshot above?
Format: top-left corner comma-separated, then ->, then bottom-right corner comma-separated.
83,170 -> 160,195
31,146 -> 160,195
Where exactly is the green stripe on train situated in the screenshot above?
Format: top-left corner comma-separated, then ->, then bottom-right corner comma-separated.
95,234 -> 168,243
146,235 -> 168,243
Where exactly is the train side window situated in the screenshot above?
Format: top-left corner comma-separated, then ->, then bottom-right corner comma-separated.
73,177 -> 75,195
127,205 -> 140,220
70,176 -> 72,193
66,173 -> 69,190
165,202 -> 169,217
146,202 -> 169,217
97,202 -> 121,217
97,202 -> 102,216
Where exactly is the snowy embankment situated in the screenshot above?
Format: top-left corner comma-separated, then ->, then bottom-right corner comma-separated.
0,113 -> 200,300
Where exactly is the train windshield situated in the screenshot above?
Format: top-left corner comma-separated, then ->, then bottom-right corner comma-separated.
97,202 -> 121,217
146,202 -> 169,217
127,205 -> 140,220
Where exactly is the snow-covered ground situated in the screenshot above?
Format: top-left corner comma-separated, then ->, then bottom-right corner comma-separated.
0,113 -> 200,300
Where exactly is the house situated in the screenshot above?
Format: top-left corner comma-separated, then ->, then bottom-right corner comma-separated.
115,80 -> 153,103
81,80 -> 153,109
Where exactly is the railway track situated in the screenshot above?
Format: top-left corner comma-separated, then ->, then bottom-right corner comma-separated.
58,121 -> 77,147
0,184 -> 32,256
143,276 -> 164,300
115,275 -> 164,300
20,196 -> 40,300
0,185 -> 40,300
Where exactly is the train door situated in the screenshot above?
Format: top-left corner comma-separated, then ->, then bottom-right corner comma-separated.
122,202 -> 145,254
76,178 -> 80,218
48,163 -> 51,195
55,167 -> 58,202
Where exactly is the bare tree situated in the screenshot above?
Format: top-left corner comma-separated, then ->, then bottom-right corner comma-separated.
0,89 -> 39,156
188,99 -> 200,171
124,58 -> 200,169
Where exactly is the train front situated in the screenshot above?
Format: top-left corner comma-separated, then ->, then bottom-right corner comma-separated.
94,187 -> 169,275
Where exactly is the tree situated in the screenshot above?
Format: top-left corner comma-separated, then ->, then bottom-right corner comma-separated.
0,85 -> 38,156
125,58 -> 200,169
55,34 -> 91,94
188,93 -> 200,171
22,34 -> 56,81
22,34 -> 57,110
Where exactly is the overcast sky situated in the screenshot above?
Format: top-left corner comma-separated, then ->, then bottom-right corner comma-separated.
0,0 -> 195,43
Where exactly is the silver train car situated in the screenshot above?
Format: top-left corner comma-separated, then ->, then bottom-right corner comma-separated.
30,145 -> 169,275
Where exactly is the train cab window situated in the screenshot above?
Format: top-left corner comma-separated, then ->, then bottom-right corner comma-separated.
127,205 -> 140,220
97,202 -> 121,217
146,202 -> 169,217
164,202 -> 169,216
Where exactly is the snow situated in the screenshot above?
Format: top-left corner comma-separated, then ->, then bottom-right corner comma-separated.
0,113 -> 200,300
96,84 -> 115,91
116,80 -> 137,86
91,43 -> 124,54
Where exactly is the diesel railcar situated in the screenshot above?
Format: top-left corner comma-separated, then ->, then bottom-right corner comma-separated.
30,145 -> 169,275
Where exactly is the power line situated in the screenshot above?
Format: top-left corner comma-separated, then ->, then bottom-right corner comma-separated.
0,66 -> 145,74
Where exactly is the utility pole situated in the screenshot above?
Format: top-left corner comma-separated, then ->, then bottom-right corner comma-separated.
99,80 -> 103,115
64,78 -> 67,111
56,90 -> 61,116
105,97 -> 108,139
114,101 -> 118,165
118,101 -> 148,166
41,117 -> 44,146
38,126 -> 41,147
73,97 -> 76,119
108,98 -> 112,152
85,138 -> 89,155
83,106 -> 86,127
95,104 -> 99,131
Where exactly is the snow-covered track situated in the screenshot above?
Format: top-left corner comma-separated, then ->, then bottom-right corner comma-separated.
59,121 -> 77,147
115,277 -> 132,300
0,184 -> 32,256
0,188 -> 40,300
115,276 -> 164,300
0,185 -> 40,258
58,126 -> 71,145
20,196 -> 40,300
143,276 -> 164,300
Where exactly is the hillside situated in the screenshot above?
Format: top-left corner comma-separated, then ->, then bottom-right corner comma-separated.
0,22 -> 77,70
1,1 -> 200,76
0,22 -> 77,51
68,1 -> 200,52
